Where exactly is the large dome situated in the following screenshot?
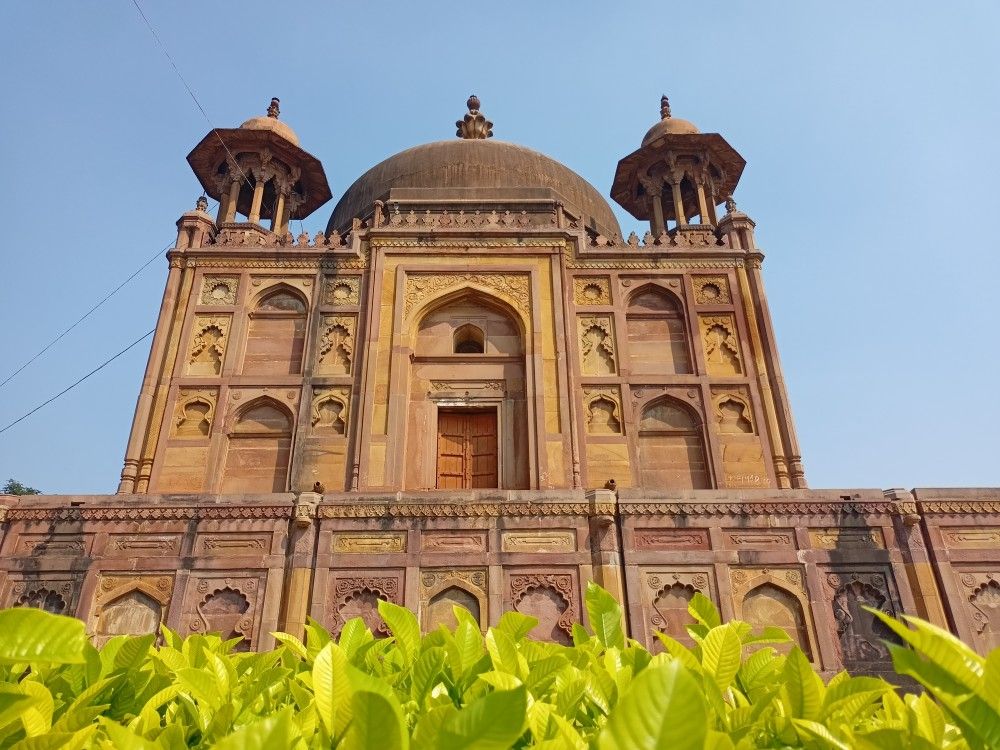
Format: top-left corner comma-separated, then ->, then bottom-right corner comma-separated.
326,139 -> 621,237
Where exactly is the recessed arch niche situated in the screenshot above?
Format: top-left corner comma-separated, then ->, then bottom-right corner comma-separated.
637,396 -> 710,489
625,285 -> 691,375
221,397 -> 293,493
243,285 -> 308,375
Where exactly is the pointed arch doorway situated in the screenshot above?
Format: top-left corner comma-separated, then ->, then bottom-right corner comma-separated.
436,408 -> 498,489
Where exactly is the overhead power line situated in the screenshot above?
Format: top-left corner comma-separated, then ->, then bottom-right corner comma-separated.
0,244 -> 168,389
0,329 -> 155,436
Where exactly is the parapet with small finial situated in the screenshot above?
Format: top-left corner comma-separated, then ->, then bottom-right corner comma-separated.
456,94 -> 494,139
267,97 -> 280,119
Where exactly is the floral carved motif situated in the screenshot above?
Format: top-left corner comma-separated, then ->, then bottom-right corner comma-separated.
644,570 -> 712,645
420,569 -> 488,630
200,276 -> 239,305
582,386 -> 623,434
324,276 -> 361,306
172,389 -> 217,438
330,576 -> 402,637
185,576 -> 260,649
510,573 -> 577,644
316,317 -> 355,375
403,273 -> 529,320
579,316 -> 617,375
699,314 -> 742,376
825,571 -> 897,664
9,579 -> 76,614
187,316 -> 230,376
693,275 -> 732,305
957,572 -> 1000,652
311,388 -> 350,434
573,277 -> 611,305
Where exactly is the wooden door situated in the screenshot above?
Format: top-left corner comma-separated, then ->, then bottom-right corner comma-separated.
436,411 -> 498,489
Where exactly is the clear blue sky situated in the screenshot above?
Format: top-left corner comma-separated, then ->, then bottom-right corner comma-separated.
1,2 -> 997,494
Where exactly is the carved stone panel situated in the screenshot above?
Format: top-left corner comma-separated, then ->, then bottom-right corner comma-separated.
403,272 -> 530,320
693,275 -> 732,305
315,316 -> 355,375
509,572 -> 579,645
331,532 -> 407,553
3,576 -> 78,615
723,530 -> 795,550
956,570 -> 1000,653
641,569 -> 714,647
809,528 -> 885,550
583,387 -> 623,434
573,277 -> 611,306
326,571 -> 404,637
193,534 -> 270,556
824,571 -> 899,667
634,528 -> 710,550
200,276 -> 239,305
579,315 -> 617,375
311,388 -> 350,434
187,315 -> 230,376
13,534 -> 89,557
90,574 -> 174,646
172,389 -> 218,438
501,530 -> 576,553
699,314 -> 742,376
181,574 -> 262,650
323,275 -> 361,306
107,534 -> 182,557
942,528 -> 1000,549
730,567 -> 815,659
421,530 -> 488,553
419,569 -> 487,631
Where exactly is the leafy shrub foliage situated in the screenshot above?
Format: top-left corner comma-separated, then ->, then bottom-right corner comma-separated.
0,582 -> 991,748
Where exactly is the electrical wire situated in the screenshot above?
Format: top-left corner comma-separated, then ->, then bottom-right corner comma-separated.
0,329 -> 155,436
0,244 -> 168,389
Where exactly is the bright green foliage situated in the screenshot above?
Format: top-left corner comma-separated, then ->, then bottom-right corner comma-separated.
0,586 -> 985,748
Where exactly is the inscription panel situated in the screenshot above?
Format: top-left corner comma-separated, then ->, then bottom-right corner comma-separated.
634,528 -> 710,550
809,528 -> 885,550
107,534 -> 182,557
942,528 -> 1000,549
421,530 -> 488,553
332,532 -> 407,553
14,534 -> 89,557
723,530 -> 795,549
194,534 -> 270,556
501,530 -> 576,553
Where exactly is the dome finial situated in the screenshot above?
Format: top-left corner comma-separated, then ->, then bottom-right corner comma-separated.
267,97 -> 280,119
456,94 -> 493,139
660,95 -> 671,120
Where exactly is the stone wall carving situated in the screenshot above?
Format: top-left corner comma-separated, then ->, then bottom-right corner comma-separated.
200,276 -> 239,305
957,571 -> 1000,652
634,528 -> 710,550
13,534 -> 88,556
712,390 -> 755,435
323,275 -> 361,306
724,530 -> 795,549
510,573 -> 577,645
311,388 -> 350,434
316,317 -> 355,375
501,530 -> 576,552
172,389 -> 218,438
420,530 -> 487,553
809,528 -> 885,550
6,578 -> 76,614
332,532 -> 407,553
699,314 -> 742,376
187,316 -> 230,376
731,567 -> 814,659
643,570 -> 713,646
573,277 -> 611,305
693,275 -> 732,305
404,272 -> 530,320
193,534 -> 269,556
90,574 -> 174,646
825,571 -> 897,666
183,576 -> 260,650
942,528 -> 1000,548
579,316 -> 617,375
420,569 -> 487,631
108,534 -> 182,556
328,574 -> 403,637
583,387 -> 623,434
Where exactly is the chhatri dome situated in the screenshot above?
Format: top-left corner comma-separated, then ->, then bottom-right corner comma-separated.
641,94 -> 698,144
239,97 -> 300,146
327,96 -> 622,237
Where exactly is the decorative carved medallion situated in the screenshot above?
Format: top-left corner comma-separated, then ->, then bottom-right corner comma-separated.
324,276 -> 361,306
403,272 -> 530,320
693,275 -> 732,305
200,276 -> 239,305
573,277 -> 611,305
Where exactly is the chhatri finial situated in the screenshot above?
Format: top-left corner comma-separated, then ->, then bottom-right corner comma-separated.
456,94 -> 493,139
660,94 -> 671,120
267,97 -> 281,119
724,195 -> 738,214
196,195 -> 209,213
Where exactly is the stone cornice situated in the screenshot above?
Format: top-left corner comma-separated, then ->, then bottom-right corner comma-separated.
319,501 -> 616,519
6,505 -> 292,522
619,500 -> 917,517
917,500 -> 1000,515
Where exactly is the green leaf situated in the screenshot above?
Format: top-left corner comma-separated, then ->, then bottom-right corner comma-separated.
495,611 -> 537,642
598,661 -> 707,750
343,690 -> 409,750
781,647 -> 823,721
212,706 -> 299,750
271,631 -> 308,661
653,632 -> 701,673
98,718 -> 160,750
687,592 -> 721,630
412,647 -> 446,705
700,624 -> 742,692
313,642 -> 351,739
378,599 -> 421,665
17,680 -> 53,737
0,690 -> 34,734
585,582 -> 625,650
112,634 -> 155,671
791,718 -> 852,750
0,609 -> 87,665
438,685 -> 527,750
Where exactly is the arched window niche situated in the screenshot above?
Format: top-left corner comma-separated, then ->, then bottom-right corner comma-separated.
637,396 -> 710,489
453,323 -> 485,354
221,397 -> 294,493
626,285 -> 692,375
243,285 -> 308,375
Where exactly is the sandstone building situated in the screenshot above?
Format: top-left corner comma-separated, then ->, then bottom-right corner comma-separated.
2,95 -> 997,675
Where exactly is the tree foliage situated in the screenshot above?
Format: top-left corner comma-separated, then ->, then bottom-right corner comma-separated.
1,478 -> 40,495
0,581 -> 987,748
